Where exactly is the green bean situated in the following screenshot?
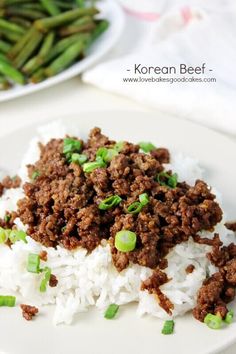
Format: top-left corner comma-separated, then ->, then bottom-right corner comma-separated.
91,19 -> 109,42
45,33 -> 89,63
0,57 -> 25,84
24,32 -> 88,74
0,0 -> 33,6
45,38 -> 86,77
6,6 -> 46,20
0,1 -> 109,90
7,27 -> 36,59
59,16 -> 95,37
0,52 -> 10,62
30,67 -> 45,83
34,7 -> 99,32
0,39 -> 11,54
72,16 -> 93,25
22,55 -> 38,75
0,28 -> 22,42
40,0 -> 60,16
75,0 -> 85,7
9,16 -> 31,29
22,31 -> 55,75
0,18 -> 26,35
13,29 -> 43,68
0,75 -> 11,90
54,1 -> 75,10
21,3 -> 45,11
39,31 -> 55,57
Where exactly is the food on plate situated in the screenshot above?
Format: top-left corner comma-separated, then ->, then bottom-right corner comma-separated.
0,122 -> 235,330
20,304 -> 39,321
0,1 -> 109,89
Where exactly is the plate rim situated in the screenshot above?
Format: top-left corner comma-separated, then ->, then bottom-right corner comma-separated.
0,110 -> 236,354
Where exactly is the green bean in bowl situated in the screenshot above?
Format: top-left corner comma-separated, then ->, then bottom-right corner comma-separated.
0,0 -> 109,89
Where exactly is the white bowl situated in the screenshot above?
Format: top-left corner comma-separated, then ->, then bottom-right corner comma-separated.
0,0 -> 125,103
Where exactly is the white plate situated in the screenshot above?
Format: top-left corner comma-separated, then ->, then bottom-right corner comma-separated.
0,1 -> 125,103
0,111 -> 236,354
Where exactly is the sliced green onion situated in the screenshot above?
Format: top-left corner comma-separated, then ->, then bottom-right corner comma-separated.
157,172 -> 178,189
32,170 -> 40,180
104,304 -> 119,319
0,228 -> 6,243
4,214 -> 11,223
157,172 -> 169,186
0,228 -> 26,244
39,266 -> 51,292
139,193 -> 149,206
96,147 -> 107,159
27,253 -> 40,273
0,227 -> 9,243
104,149 -> 118,162
63,138 -> 81,155
114,141 -> 124,152
139,141 -> 156,153
127,193 -> 149,214
168,173 -> 178,188
204,314 -> 222,329
9,230 -> 27,244
99,195 -> 122,211
127,201 -> 143,214
0,295 -> 16,307
71,153 -> 87,165
96,147 -> 118,163
225,310 -> 234,324
115,230 -> 137,252
83,156 -> 106,173
161,320 -> 175,335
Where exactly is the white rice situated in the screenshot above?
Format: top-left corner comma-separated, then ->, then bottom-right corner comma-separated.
0,121 -> 235,325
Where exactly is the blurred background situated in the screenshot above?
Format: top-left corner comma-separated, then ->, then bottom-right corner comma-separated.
0,0 -> 235,142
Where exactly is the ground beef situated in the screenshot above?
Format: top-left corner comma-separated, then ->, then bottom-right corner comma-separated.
186,264 -> 195,274
193,272 -> 226,321
223,286 -> 236,303
2,175 -> 21,189
141,269 -> 173,314
112,179 -> 130,196
158,258 -> 168,270
0,183 -> 3,197
16,127 -> 223,276
225,222 -> 236,232
89,168 -> 109,194
151,148 -> 170,164
131,153 -> 162,176
39,250 -> 47,261
1,126 -> 233,322
0,175 -> 21,198
193,241 -> 236,322
108,154 -> 130,180
20,304 -> 38,321
0,211 -> 18,229
193,233 -> 222,247
120,141 -> 139,155
49,274 -> 58,287
223,259 -> 236,286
